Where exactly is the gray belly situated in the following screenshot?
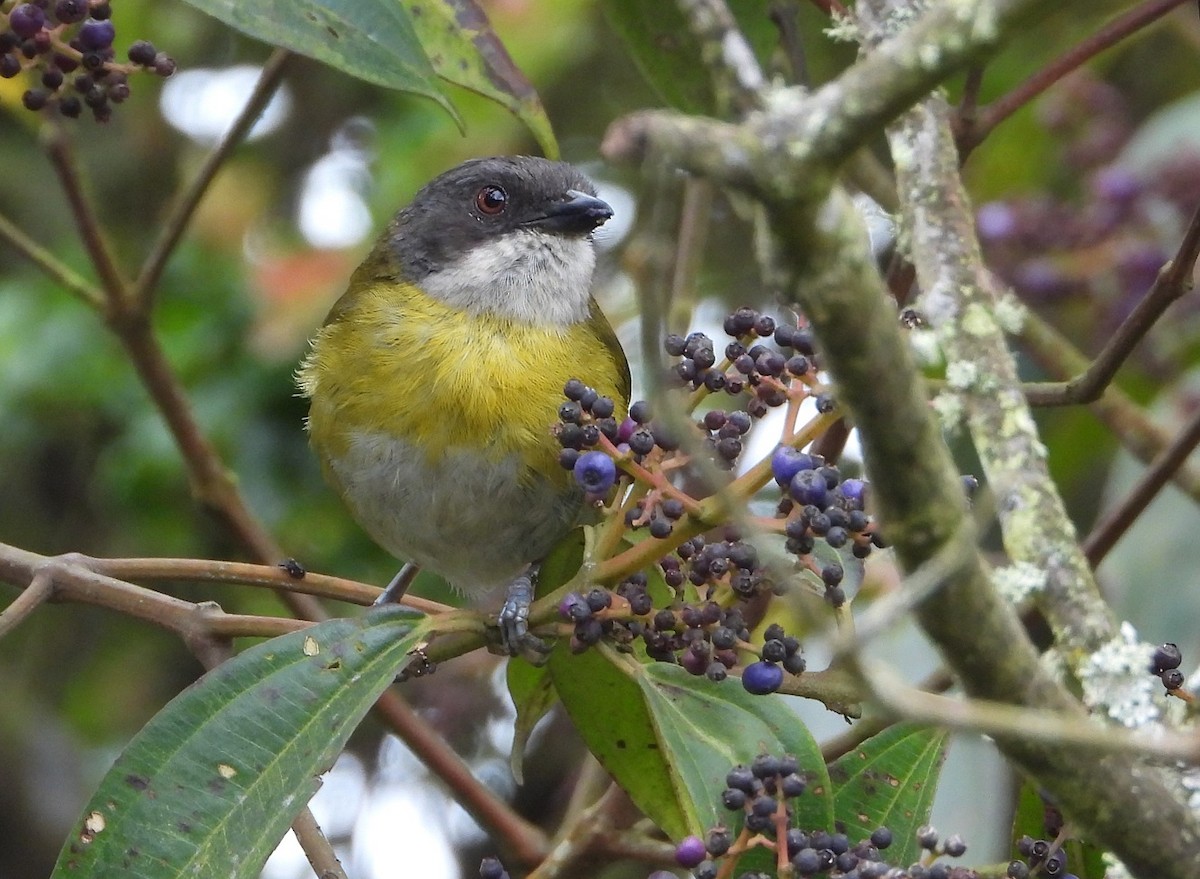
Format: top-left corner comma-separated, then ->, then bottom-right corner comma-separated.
327,430 -> 581,594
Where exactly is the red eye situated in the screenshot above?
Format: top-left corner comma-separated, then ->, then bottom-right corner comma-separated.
475,185 -> 507,215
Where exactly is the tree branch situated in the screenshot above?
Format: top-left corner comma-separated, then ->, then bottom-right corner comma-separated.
1023,203 -> 1200,406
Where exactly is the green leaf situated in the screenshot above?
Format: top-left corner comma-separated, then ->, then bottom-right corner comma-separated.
603,0 -> 777,115
51,608 -> 426,879
408,0 -> 558,158
550,647 -> 830,840
180,0 -> 457,120
830,723 -> 947,866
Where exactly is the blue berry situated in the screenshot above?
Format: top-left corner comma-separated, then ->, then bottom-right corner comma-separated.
771,445 -> 815,487
573,450 -> 616,494
742,661 -> 783,695
789,469 -> 828,508
675,835 -> 706,868
77,19 -> 115,51
840,477 -> 866,504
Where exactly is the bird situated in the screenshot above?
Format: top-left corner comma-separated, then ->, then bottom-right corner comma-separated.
297,155 -> 631,651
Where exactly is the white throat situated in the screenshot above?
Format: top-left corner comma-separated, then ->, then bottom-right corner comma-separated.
419,229 -> 596,326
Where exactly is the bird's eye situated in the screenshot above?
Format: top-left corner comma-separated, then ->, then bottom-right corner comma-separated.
475,185 -> 507,215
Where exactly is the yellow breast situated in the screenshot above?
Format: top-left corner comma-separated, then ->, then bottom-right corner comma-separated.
298,279 -> 629,482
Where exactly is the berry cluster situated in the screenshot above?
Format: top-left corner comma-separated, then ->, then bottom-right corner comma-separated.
1,0 -> 174,122
559,570 -> 806,695
550,308 -> 894,695
656,755 -> 974,879
773,446 -> 881,605
1004,835 -> 1076,879
1149,642 -> 1186,693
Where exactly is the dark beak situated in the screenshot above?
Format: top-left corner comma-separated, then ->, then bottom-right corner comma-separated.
526,190 -> 613,235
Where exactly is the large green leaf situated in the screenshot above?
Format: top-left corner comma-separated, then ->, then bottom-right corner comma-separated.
550,646 -> 831,841
51,607 -> 426,879
180,0 -> 558,154
603,0 -> 777,115
180,0 -> 454,116
408,0 -> 558,157
830,723 -> 947,866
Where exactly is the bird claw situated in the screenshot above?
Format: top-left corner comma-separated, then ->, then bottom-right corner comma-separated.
494,569 -> 553,660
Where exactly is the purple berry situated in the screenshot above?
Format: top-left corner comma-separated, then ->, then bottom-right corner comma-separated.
975,201 -> 1019,241
77,19 -> 115,52
771,446 -> 815,487
573,450 -> 616,495
675,835 -> 707,868
9,4 -> 45,39
742,661 -> 784,695
1091,165 -> 1141,205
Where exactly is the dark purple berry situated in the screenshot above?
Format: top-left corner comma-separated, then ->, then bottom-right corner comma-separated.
790,469 -> 829,508
725,764 -> 755,792
152,52 -> 176,77
870,827 -> 893,849
54,0 -> 88,23
1162,668 -> 1185,690
942,834 -> 967,857
721,787 -> 746,810
1151,642 -> 1182,673
21,88 -> 48,110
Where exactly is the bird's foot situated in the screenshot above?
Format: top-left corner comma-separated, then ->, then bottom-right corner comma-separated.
494,567 -> 553,661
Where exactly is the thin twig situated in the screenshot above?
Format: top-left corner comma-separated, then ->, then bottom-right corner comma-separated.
0,210 -> 103,307
1083,403 -> 1200,567
90,556 -> 451,614
291,807 -> 348,879
860,659 -> 1200,762
42,124 -> 129,303
959,0 -> 1190,153
1024,203 -> 1200,406
134,49 -> 295,309
0,571 -> 53,640
1017,309 -> 1200,501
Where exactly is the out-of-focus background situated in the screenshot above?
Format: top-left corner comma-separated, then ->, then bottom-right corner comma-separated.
2,2 -> 1200,877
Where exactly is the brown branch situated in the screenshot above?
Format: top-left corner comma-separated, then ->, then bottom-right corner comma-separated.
957,0 -> 1190,153
133,49 -> 295,309
372,688 -> 550,867
90,556 -> 450,615
1024,203 -> 1200,406
1083,403 -> 1200,567
42,124 -> 130,304
291,806 -> 348,879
